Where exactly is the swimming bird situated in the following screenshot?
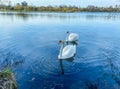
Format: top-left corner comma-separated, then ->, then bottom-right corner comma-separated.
66,31 -> 79,44
58,40 -> 76,60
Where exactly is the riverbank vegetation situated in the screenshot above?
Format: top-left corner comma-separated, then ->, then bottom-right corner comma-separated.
0,5 -> 120,12
0,68 -> 17,89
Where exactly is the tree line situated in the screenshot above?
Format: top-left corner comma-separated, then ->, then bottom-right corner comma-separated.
0,5 -> 120,12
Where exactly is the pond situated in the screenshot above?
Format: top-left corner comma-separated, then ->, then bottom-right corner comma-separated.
0,12 -> 120,89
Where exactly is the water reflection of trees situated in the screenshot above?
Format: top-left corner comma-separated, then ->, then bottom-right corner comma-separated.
0,12 -> 120,21
0,12 -> 39,21
85,13 -> 120,21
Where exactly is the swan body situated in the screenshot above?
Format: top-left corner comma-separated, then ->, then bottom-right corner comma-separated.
66,33 -> 79,42
58,44 -> 76,59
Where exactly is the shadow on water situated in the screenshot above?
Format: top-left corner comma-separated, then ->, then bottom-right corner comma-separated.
66,57 -> 74,62
85,81 -> 98,89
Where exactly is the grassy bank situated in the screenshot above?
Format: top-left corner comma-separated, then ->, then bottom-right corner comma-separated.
0,68 -> 17,89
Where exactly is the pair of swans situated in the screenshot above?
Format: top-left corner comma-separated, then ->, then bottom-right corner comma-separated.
58,32 -> 79,60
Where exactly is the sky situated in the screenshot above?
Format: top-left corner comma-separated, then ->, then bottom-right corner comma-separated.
9,0 -> 120,7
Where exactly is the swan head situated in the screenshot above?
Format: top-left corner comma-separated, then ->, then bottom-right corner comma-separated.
66,31 -> 70,35
58,40 -> 64,44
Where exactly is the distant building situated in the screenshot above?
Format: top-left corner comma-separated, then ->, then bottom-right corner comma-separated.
21,1 -> 27,6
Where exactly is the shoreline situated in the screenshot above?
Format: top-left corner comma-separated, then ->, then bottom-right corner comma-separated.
0,10 -> 120,13
0,68 -> 17,89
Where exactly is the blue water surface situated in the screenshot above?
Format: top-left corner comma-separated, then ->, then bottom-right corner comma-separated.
0,12 -> 120,89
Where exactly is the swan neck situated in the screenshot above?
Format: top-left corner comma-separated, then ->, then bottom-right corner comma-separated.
66,33 -> 70,41
60,43 -> 64,58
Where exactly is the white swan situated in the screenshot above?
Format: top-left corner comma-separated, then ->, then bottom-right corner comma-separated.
66,31 -> 79,43
58,40 -> 76,60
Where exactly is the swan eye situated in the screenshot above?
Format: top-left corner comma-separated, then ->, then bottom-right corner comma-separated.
58,40 -> 62,44
67,31 -> 69,34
